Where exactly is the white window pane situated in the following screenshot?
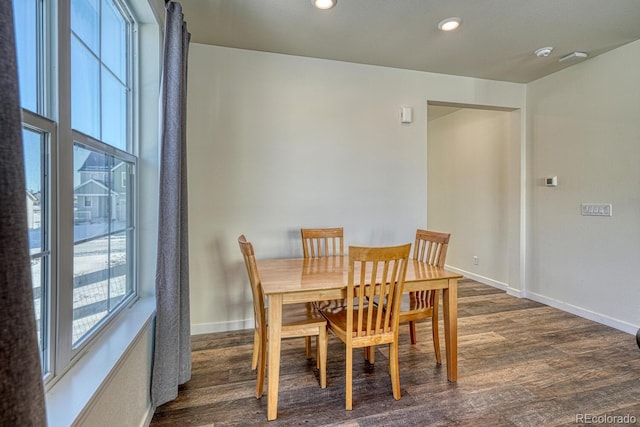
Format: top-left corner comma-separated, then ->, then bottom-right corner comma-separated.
23,128 -> 44,254
111,162 -> 132,228
73,145 -> 134,346
101,70 -> 127,150
31,257 -> 47,371
71,0 -> 99,55
14,0 -> 38,112
23,125 -> 48,374
109,231 -> 129,307
71,36 -> 100,138
74,147 -> 113,229
73,238 -> 110,343
101,0 -> 127,81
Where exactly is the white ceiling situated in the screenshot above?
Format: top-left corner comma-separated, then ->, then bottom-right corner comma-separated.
180,0 -> 640,83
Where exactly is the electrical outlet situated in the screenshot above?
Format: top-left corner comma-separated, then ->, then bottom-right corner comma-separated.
473,256 -> 479,265
581,203 -> 612,216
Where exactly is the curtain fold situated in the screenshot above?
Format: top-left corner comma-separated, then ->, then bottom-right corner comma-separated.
151,1 -> 192,408
0,1 -> 47,425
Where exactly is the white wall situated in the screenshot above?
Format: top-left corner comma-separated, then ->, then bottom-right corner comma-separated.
186,44 -> 525,333
526,39 -> 640,333
427,108 -> 513,290
77,324 -> 154,427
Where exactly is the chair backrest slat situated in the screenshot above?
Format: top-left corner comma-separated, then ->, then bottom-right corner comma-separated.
414,229 -> 450,268
347,244 -> 411,339
301,227 -> 344,258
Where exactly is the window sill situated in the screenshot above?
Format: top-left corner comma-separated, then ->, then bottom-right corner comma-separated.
45,297 -> 155,427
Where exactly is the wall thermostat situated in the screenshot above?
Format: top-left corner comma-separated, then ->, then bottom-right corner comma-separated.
400,106 -> 413,124
545,176 -> 557,187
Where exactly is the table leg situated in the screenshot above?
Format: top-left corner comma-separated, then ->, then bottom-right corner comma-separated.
442,278 -> 458,382
267,294 -> 283,420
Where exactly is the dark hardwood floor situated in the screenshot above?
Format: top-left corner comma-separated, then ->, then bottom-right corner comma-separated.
150,280 -> 640,426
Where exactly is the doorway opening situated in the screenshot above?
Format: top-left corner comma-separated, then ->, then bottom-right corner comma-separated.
426,102 -> 523,295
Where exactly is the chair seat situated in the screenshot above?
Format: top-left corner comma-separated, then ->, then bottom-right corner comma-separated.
321,305 -> 391,338
374,293 -> 434,318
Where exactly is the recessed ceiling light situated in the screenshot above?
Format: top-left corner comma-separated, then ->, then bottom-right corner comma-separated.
313,0 -> 337,10
437,17 -> 462,32
535,47 -> 554,57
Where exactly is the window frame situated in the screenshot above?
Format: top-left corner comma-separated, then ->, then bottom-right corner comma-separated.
69,132 -> 137,351
15,0 -> 141,386
63,0 -> 139,369
22,110 -> 57,382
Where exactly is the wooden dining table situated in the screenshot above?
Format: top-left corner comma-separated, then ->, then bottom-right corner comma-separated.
257,255 -> 463,420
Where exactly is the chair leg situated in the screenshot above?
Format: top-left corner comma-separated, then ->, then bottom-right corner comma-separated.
305,336 -> 312,359
389,342 -> 401,400
409,321 -> 417,344
432,296 -> 441,365
318,327 -> 328,388
256,328 -> 267,398
346,346 -> 353,410
251,329 -> 259,370
363,346 -> 374,363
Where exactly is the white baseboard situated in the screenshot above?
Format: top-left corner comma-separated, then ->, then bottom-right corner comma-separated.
446,265 -> 637,336
140,404 -> 155,427
444,265 -> 523,297
524,290 -> 638,335
191,318 -> 253,336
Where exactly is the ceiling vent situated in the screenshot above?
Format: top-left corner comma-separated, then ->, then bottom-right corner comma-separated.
559,51 -> 588,62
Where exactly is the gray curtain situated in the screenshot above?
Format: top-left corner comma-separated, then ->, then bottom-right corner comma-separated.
151,0 -> 192,408
0,1 -> 47,425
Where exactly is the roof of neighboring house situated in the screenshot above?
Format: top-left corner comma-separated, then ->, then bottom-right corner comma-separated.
74,178 -> 118,196
79,151 -> 127,174
78,152 -> 116,172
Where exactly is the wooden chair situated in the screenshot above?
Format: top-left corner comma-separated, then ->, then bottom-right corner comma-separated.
301,227 -> 344,356
301,227 -> 344,258
238,235 -> 328,398
400,229 -> 450,364
319,244 -> 411,410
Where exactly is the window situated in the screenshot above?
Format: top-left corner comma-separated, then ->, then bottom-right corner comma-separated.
71,0 -> 129,150
23,121 -> 52,373
15,0 -> 54,376
14,0 -> 139,380
72,143 -> 135,344
14,0 -> 41,113
70,0 -> 135,348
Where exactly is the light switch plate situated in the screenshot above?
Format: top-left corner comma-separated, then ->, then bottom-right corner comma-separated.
581,203 -> 612,216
